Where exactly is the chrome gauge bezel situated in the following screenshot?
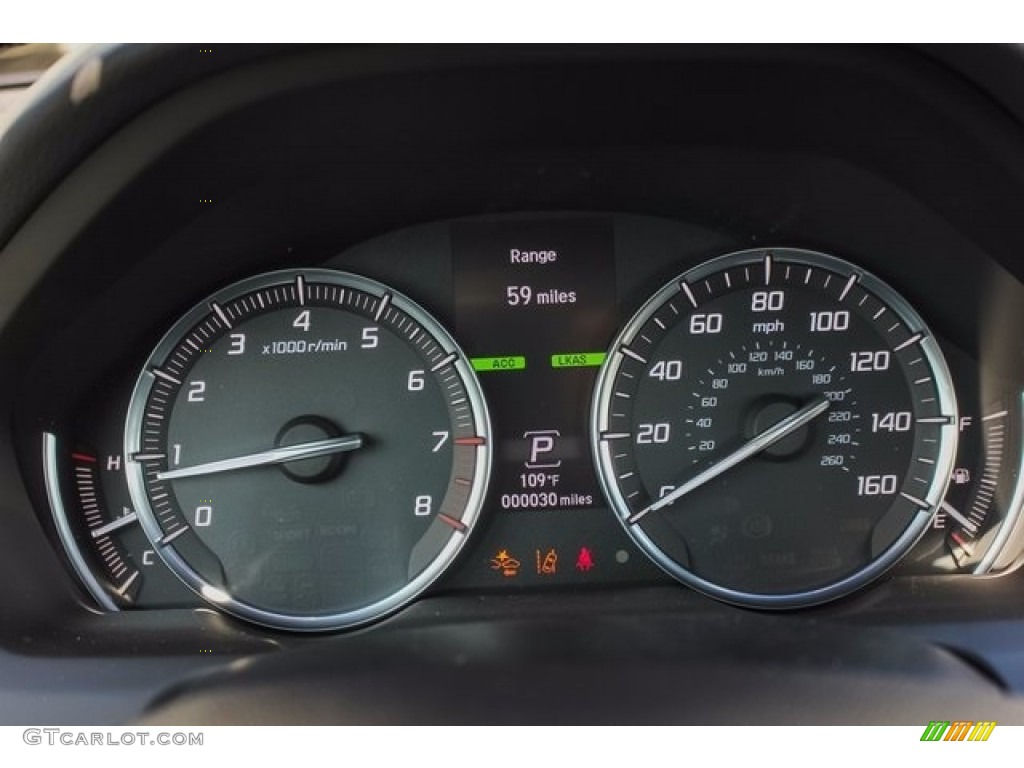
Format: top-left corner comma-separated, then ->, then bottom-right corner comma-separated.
591,247 -> 959,608
124,268 -> 492,631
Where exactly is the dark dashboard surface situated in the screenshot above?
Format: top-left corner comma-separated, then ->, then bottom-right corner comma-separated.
1,44 -> 1023,724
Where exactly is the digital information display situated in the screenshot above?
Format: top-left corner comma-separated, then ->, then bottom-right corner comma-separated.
449,216 -> 664,589
453,216 -> 619,514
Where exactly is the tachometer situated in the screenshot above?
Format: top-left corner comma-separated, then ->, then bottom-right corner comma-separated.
124,269 -> 491,631
591,248 -> 957,607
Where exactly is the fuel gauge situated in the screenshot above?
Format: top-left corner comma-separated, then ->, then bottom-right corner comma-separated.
903,392 -> 1023,574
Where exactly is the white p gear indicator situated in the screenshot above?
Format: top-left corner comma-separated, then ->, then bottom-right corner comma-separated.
524,429 -> 561,469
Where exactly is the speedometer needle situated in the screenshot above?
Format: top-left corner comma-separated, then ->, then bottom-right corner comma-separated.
627,394 -> 831,525
155,434 -> 365,481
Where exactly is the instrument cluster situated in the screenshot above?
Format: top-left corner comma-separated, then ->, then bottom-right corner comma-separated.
38,212 -> 1024,631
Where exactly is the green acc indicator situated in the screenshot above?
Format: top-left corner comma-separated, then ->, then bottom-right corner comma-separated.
550,351 -> 607,369
470,356 -> 527,372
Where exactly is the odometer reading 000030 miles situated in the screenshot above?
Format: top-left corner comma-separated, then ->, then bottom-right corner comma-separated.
591,248 -> 958,607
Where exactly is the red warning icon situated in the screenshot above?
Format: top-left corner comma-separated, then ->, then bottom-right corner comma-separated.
576,547 -> 595,572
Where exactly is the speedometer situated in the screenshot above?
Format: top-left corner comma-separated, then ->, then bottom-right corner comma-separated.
591,248 -> 958,607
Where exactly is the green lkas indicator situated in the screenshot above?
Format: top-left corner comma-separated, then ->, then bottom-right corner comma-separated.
470,356 -> 527,372
550,352 -> 607,369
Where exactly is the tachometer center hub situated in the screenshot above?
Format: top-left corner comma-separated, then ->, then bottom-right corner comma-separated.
275,415 -> 349,484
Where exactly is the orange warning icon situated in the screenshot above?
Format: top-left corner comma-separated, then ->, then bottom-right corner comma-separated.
490,550 -> 521,577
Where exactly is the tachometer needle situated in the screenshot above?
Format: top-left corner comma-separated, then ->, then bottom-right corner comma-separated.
155,434 -> 365,481
627,395 -> 830,525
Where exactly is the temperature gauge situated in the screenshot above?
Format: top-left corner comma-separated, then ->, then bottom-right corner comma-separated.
42,378 -> 197,611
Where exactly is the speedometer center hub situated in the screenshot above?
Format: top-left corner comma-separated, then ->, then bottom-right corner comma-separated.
748,401 -> 806,458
